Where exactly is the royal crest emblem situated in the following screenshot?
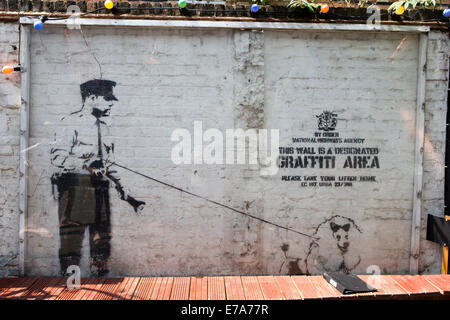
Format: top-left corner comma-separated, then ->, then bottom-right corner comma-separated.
316,111 -> 338,131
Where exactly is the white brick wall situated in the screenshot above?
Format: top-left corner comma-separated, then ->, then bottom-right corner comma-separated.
420,31 -> 449,274
263,31 -> 420,275
0,22 -> 448,277
0,22 -> 20,277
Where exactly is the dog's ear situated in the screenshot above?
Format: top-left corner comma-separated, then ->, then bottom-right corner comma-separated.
330,222 -> 339,232
342,223 -> 351,232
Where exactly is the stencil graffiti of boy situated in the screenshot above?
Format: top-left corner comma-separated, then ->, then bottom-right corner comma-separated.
50,79 -> 145,276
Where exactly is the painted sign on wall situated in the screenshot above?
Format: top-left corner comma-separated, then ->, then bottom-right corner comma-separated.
278,110 -> 381,188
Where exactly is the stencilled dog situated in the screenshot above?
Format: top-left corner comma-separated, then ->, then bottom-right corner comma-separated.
304,215 -> 363,275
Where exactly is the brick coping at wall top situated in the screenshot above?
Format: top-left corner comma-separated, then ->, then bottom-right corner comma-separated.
0,0 -> 448,29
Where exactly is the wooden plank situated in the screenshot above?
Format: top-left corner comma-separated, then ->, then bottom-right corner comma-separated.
443,216 -> 450,274
133,277 -> 157,300
443,246 -> 449,274
257,276 -> 284,300
149,277 -> 164,300
1,275 -> 446,300
36,278 -> 65,300
0,277 -> 38,299
111,277 -> 135,300
67,278 -> 95,300
231,276 -> 246,300
163,277 -> 175,300
291,276 -> 322,299
358,275 -> 409,297
274,276 -> 303,300
108,278 -> 128,300
106,277 -> 129,300
8,278 -> 40,299
93,278 -> 123,300
119,277 -> 140,300
201,276 -> 208,299
19,278 -> 61,300
170,277 -> 190,300
241,276 -> 264,300
189,277 -> 208,300
308,276 -> 342,299
208,276 -> 226,300
91,278 -> 114,300
224,277 -> 234,300
112,277 -> 132,300
71,278 -> 95,300
423,275 -> 450,294
42,278 -> 66,300
106,278 -> 131,300
79,278 -> 106,300
3,277 -> 38,298
71,278 -> 96,300
391,275 -> 441,295
56,278 -> 82,300
224,276 -> 245,300
156,277 -> 174,300
0,278 -> 23,295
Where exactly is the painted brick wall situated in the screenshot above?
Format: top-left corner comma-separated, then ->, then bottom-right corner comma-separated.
263,30 -> 419,275
420,31 -> 449,274
0,22 -> 20,277
0,22 -> 448,277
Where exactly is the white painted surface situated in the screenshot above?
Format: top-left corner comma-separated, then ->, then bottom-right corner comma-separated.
19,17 -> 430,33
0,22 -> 21,277
0,20 -> 447,276
410,33 -> 427,274
19,25 -> 31,276
262,30 -> 420,275
419,31 -> 449,274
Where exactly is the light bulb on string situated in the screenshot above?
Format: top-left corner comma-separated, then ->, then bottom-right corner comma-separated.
443,8 -> 450,18
251,4 -> 259,13
178,0 -> 187,9
2,66 -> 21,74
33,15 -> 48,30
104,0 -> 114,10
395,5 -> 405,15
320,4 -> 329,14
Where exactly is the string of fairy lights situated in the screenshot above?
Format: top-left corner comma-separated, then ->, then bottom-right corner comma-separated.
1,0 -> 450,74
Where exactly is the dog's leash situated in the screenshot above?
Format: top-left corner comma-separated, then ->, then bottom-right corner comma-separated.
110,161 -> 319,241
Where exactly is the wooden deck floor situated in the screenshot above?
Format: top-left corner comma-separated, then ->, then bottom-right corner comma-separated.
0,275 -> 449,300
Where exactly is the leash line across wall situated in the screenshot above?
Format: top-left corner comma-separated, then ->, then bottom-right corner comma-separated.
111,161 -> 319,240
